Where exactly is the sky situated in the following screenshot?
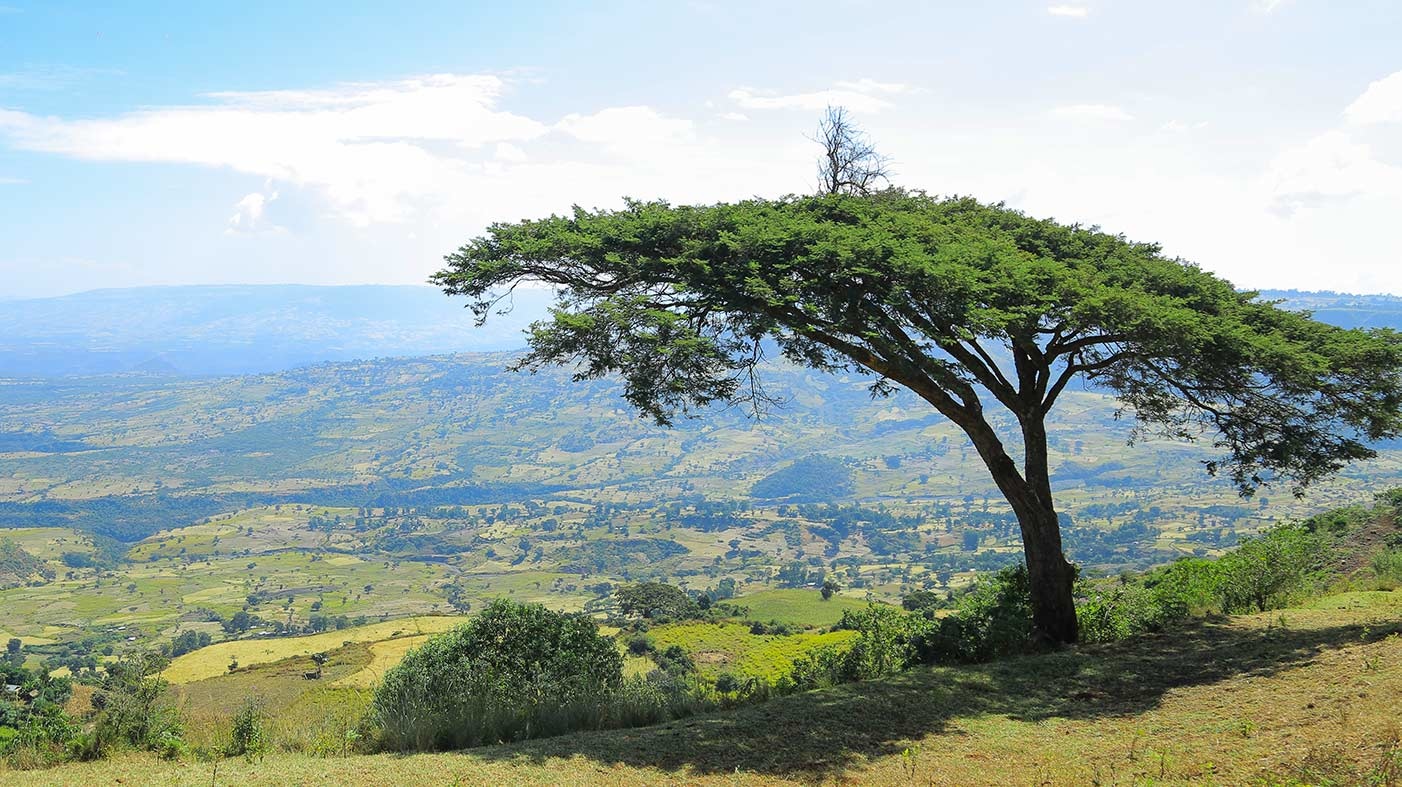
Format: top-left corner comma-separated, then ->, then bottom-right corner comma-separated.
1,0 -> 1400,299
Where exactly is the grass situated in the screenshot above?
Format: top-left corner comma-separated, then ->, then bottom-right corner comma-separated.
647,621 -> 857,681
332,634 -> 432,689
170,642 -> 375,752
16,588 -> 1402,785
731,588 -> 880,628
163,615 -> 463,683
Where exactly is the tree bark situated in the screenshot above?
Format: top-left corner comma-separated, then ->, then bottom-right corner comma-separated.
960,410 -> 1080,645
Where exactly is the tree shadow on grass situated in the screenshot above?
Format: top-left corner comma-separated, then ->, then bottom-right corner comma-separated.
468,614 -> 1402,782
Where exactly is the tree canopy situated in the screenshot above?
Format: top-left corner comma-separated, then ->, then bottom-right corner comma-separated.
434,189 -> 1402,643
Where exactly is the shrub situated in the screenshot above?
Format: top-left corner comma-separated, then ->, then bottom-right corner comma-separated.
1142,557 -> 1223,617
87,653 -> 184,759
225,697 -> 268,761
1217,524 -> 1324,613
614,582 -> 699,620
1372,548 -> 1402,584
837,603 -> 929,679
901,590 -> 942,613
369,599 -> 623,752
1076,581 -> 1180,644
626,633 -> 655,655
785,644 -> 854,691
786,604 -> 931,690
917,565 -> 1034,663
714,672 -> 741,694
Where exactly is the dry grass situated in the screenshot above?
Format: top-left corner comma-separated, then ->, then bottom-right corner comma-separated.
15,588 -> 1402,785
331,634 -> 430,689
162,615 -> 463,683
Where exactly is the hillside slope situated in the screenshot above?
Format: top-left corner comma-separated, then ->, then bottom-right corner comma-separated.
24,589 -> 1402,785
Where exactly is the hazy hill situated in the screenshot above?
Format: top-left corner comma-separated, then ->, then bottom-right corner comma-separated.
1,285 -> 1398,377
0,284 -> 552,377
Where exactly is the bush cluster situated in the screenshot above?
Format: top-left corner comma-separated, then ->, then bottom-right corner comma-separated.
370,599 -> 625,751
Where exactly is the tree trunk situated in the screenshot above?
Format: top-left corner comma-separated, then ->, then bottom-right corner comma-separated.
1016,501 -> 1079,645
963,412 -> 1080,645
1017,415 -> 1079,645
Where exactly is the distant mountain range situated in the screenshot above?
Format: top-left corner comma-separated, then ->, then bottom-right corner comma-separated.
0,285 -> 1398,378
0,284 -> 554,376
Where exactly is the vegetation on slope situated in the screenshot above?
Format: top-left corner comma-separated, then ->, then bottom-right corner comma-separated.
12,588 -> 1402,785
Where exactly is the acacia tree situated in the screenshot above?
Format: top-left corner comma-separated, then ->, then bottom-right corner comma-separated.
434,176 -> 1402,650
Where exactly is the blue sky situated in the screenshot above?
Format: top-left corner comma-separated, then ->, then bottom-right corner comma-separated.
1,1 -> 1400,298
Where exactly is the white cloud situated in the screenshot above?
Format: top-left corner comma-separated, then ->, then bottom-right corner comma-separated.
1266,73 -> 1402,218
1252,0 -> 1288,13
0,74 -> 547,224
556,106 -> 694,148
493,142 -> 528,162
1161,119 -> 1210,132
1344,70 -> 1402,126
0,175 -> 25,184
226,191 -> 281,234
718,112 -> 749,122
1047,5 -> 1089,18
0,72 -> 815,255
832,78 -> 914,95
729,78 -> 914,114
1050,103 -> 1134,121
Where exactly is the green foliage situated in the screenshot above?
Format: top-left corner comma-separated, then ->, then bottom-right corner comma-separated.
0,538 -> 54,589
1142,557 -> 1224,617
167,630 -> 212,658
1076,581 -> 1183,644
750,455 -> 855,502
918,565 -> 1035,663
225,697 -> 269,761
437,188 -> 1402,644
784,603 -> 929,690
369,599 -> 624,751
901,590 -> 943,613
626,633 -> 655,656
69,652 -> 185,762
0,658 -> 76,769
614,582 -> 699,621
1218,524 -> 1324,613
1371,548 -> 1402,584
837,603 -> 929,680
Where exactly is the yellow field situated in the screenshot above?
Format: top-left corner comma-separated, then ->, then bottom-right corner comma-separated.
163,615 -> 464,684
333,634 -> 432,688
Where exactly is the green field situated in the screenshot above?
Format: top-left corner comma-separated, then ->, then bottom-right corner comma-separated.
647,621 -> 860,680
731,588 -> 876,628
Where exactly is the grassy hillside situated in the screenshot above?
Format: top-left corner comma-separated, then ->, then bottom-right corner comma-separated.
19,588 -> 1401,785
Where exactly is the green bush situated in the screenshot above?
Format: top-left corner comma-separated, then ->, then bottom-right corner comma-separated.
918,565 -> 1034,663
225,697 -> 268,761
1077,581 -> 1181,644
783,603 -> 932,690
1142,557 -> 1223,616
85,653 -> 184,761
369,599 -> 624,752
1218,524 -> 1324,613
1372,548 -> 1402,584
837,603 -> 929,679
